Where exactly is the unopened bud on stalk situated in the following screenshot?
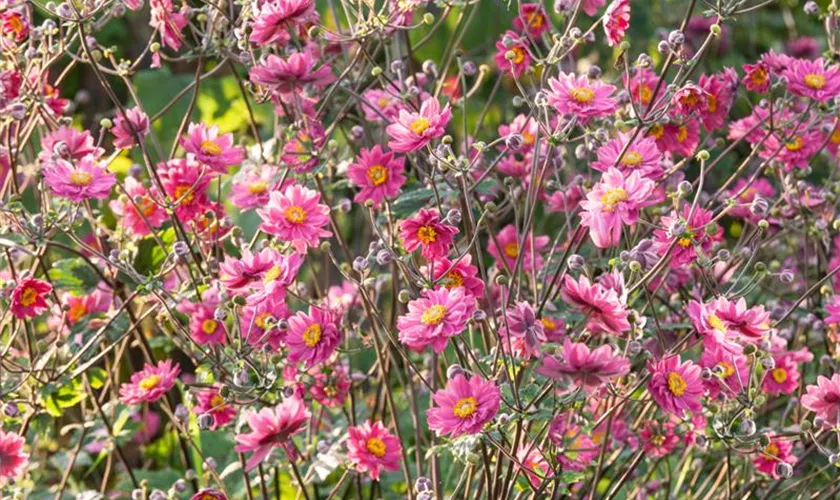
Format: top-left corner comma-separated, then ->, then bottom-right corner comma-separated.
398,289 -> 411,303
423,13 -> 434,25
804,1 -> 819,16
568,254 -> 585,270
696,150 -> 710,161
446,365 -> 464,379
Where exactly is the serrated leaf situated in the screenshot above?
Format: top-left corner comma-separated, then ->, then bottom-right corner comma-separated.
48,259 -> 101,294
390,188 -> 435,218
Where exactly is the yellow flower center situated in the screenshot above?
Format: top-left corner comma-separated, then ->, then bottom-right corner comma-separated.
622,150 -> 643,167
201,319 -> 218,335
248,181 -> 268,194
832,129 -> 840,144
504,241 -> 519,258
174,185 -> 194,204
284,206 -> 307,224
804,73 -> 826,90
717,361 -> 735,378
639,86 -> 653,105
302,323 -> 322,347
139,374 -> 161,390
676,126 -> 689,143
378,97 -> 389,108
210,394 -> 226,411
600,187 -> 628,212
522,131 -> 535,145
649,124 -> 665,139
569,87 -> 595,104
512,47 -> 526,65
785,136 -> 805,152
366,165 -> 388,186
201,140 -> 223,156
255,312 -> 272,329
417,225 -> 437,244
366,437 -> 387,457
667,371 -> 687,397
7,14 -> 23,34
651,434 -> 666,447
19,287 -> 38,307
263,264 -> 281,284
771,367 -> 788,383
444,271 -> 464,289
541,317 -> 556,330
707,95 -> 718,113
453,396 -> 477,418
68,302 -> 87,322
528,11 -> 544,29
708,313 -> 726,332
421,305 -> 447,326
751,67 -> 768,86
409,118 -> 430,135
764,443 -> 779,458
69,171 -> 93,186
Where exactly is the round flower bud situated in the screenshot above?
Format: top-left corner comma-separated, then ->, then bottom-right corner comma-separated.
804,1 -> 819,15
423,13 -> 435,24
446,364 -> 464,379
668,30 -> 685,46
376,249 -> 392,266
696,150 -> 710,161
505,133 -> 523,151
198,413 -> 214,430
568,254 -> 585,271
587,65 -> 602,79
657,40 -> 671,54
775,462 -> 793,479
710,24 -> 721,36
761,357 -> 775,370
398,290 -> 411,303
739,419 -> 756,436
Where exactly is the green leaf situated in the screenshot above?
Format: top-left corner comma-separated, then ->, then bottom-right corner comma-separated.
48,259 -> 101,294
42,379 -> 85,417
87,367 -> 107,389
133,228 -> 177,277
390,188 -> 435,218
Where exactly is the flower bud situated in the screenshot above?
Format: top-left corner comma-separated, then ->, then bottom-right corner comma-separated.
568,254 -> 585,271
668,30 -> 685,46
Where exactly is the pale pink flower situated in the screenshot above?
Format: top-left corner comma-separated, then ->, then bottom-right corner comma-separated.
546,73 -> 617,122
561,275 -> 631,335
234,397 -> 310,471
0,431 -> 28,485
43,157 -> 115,202
603,0 -> 630,47
802,373 -> 840,426
257,184 -> 332,253
580,168 -> 658,248
249,51 -> 336,95
249,0 -> 316,46
537,339 -> 630,391
119,360 -> 180,405
180,122 -> 245,174
397,287 -> 475,353
230,165 -> 278,211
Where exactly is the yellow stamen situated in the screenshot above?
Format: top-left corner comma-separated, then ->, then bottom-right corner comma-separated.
421,305 -> 447,326
302,323 -> 322,347
453,397 -> 477,418
667,372 -> 687,397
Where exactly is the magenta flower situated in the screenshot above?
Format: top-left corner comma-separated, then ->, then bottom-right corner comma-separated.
361,87 -> 405,122
699,344 -> 749,399
0,431 -> 28,485
743,61 -> 771,93
286,306 -> 342,367
826,295 -> 840,325
249,0 -> 316,46
422,254 -> 486,299
498,301 -> 547,360
762,355 -> 802,396
591,133 -> 664,179
513,3 -> 550,37
537,339 -> 630,391
561,275 -> 631,335
494,30 -> 532,78
119,360 -> 180,405
649,120 -> 701,157
194,387 -> 237,430
639,420 -> 679,458
546,73 -> 617,122
486,224 -> 550,272
386,97 -> 451,153
347,146 -> 406,205
178,289 -> 227,346
159,156 -> 211,221
752,433 -> 797,478
603,0 -> 630,47
39,126 -> 103,166
249,51 -> 336,95
802,373 -> 840,426
647,355 -> 704,416
688,296 -> 770,352
11,278 -> 52,319
583,0 -> 607,16
498,114 -> 541,152
672,84 -> 708,116
580,168 -> 658,248
346,420 -> 402,481
698,69 -> 737,131
230,165 -> 278,211
426,374 -> 500,438
399,208 -> 458,260
43,157 -> 115,202
784,58 -> 840,102
190,490 -> 226,500
397,287 -> 475,353
240,294 -> 290,351
111,107 -> 150,149
1,9 -> 28,42
654,204 -> 721,266
282,121 -> 326,173
180,122 -> 245,174
257,184 -> 332,254
515,445 -> 550,488
549,414 -> 598,471
149,0 -> 188,51
109,177 -> 166,237
309,362 -> 351,408
234,397 -> 310,471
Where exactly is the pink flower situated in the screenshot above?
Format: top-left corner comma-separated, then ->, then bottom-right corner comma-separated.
159,157 -> 211,221
648,120 -> 700,157
234,397 -> 310,471
240,294 -> 290,350
688,297 -> 770,351
0,70 -> 22,109
802,373 -> 840,426
580,168 -> 658,248
230,165 -> 278,211
784,58 -> 840,102
109,177 -> 167,237
1,9 -> 28,42
286,306 -> 342,367
724,178 -> 776,223
190,490 -> 226,500
654,204 -> 722,266
513,3 -> 550,37
591,133 -> 663,179
698,69 -> 737,131
249,51 -> 336,95
494,31 -> 532,78
0,431 -> 28,485
361,88 -> 405,122
603,0 -> 630,47
549,414 -> 598,471
624,66 -> 659,109
347,146 -> 406,205
131,410 -> 161,444
647,355 -> 704,416
498,114 -> 541,153
309,362 -> 351,408
249,0 -> 316,46
537,339 -> 630,391
516,445 -> 550,488
282,121 -> 326,173
111,107 -> 149,149
699,344 -> 749,399
426,374 -> 500,438
583,0 -> 607,16
498,301 -> 547,360
180,122 -> 245,174
11,278 -> 52,319
43,157 -> 115,202
486,224 -> 549,272
194,387 -> 237,430
346,420 -> 402,481
638,420 -> 679,458
762,354 -> 802,396
150,0 -> 188,51
386,97 -> 452,153
178,289 -> 227,346
257,184 -> 332,253
752,433 -> 797,478
561,275 -> 631,335
421,254 -> 485,299
399,208 -> 458,260
397,287 -> 475,353
119,360 -> 180,405
743,61 -> 771,93
39,126 -> 103,166
62,287 -> 111,325
672,84 -> 708,116
826,295 -> 840,325
547,73 -> 617,122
